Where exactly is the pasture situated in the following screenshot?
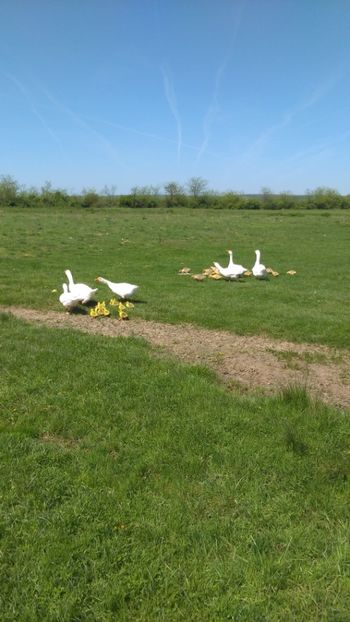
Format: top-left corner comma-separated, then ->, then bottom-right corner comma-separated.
1,206 -> 350,620
0,206 -> 349,347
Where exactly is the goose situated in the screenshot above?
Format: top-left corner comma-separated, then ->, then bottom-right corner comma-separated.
213,260 -> 240,281
252,250 -> 268,279
95,276 -> 139,300
213,250 -> 246,280
226,250 -> 248,277
59,283 -> 81,311
65,269 -> 98,304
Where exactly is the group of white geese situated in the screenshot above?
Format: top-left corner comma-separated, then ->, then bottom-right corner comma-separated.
59,249 -> 269,311
214,248 -> 268,280
59,270 -> 138,311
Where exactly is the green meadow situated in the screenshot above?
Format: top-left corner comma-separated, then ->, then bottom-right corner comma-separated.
0,206 -> 349,347
1,207 -> 349,620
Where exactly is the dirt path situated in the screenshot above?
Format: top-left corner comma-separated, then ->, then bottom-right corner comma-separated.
2,305 -> 350,409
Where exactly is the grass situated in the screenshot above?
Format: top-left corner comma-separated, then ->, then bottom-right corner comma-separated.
1,313 -> 350,620
1,206 -> 349,618
0,206 -> 349,347
267,348 -> 345,370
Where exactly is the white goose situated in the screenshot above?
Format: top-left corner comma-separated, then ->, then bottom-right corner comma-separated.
59,283 -> 81,311
213,259 -> 240,281
96,277 -> 139,300
252,250 -> 268,279
65,269 -> 98,304
226,250 -> 247,277
213,250 -> 247,280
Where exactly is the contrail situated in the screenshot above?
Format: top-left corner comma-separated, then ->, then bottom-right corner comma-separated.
242,70 -> 345,163
196,0 -> 247,162
280,127 -> 350,170
82,114 -> 234,161
40,85 -> 124,166
161,64 -> 183,161
241,111 -> 294,162
195,60 -> 227,163
300,70 -> 345,111
3,71 -> 64,153
83,116 -> 173,143
256,124 -> 350,190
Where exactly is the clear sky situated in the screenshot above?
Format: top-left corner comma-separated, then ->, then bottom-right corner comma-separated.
1,0 -> 350,194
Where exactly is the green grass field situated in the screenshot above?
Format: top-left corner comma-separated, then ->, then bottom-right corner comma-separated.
1,207 -> 349,620
0,206 -> 349,347
1,314 -> 350,621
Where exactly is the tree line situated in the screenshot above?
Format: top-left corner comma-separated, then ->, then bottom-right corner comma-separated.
1,175 -> 349,210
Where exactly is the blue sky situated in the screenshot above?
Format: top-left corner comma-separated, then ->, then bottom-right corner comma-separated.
1,0 -> 350,194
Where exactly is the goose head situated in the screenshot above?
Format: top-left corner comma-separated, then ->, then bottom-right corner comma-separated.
95,276 -> 112,291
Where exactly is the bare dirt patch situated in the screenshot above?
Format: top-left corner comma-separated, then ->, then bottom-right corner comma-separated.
2,305 -> 350,409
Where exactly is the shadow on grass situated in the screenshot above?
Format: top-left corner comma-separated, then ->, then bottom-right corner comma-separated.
68,298 -> 147,315
83,299 -> 99,308
131,299 -> 147,305
69,308 -> 88,315
283,421 -> 309,456
278,385 -> 313,456
70,299 -> 99,314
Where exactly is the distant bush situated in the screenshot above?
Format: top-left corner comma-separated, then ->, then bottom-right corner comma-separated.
118,194 -> 135,208
244,196 -> 261,210
275,192 -> 297,210
220,192 -> 248,210
0,175 -> 20,206
18,188 -> 40,208
80,190 -> 101,209
1,174 -> 350,210
122,186 -> 163,208
163,182 -> 187,207
304,187 -> 347,209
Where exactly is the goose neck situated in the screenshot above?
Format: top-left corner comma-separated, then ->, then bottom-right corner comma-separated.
65,270 -> 74,287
